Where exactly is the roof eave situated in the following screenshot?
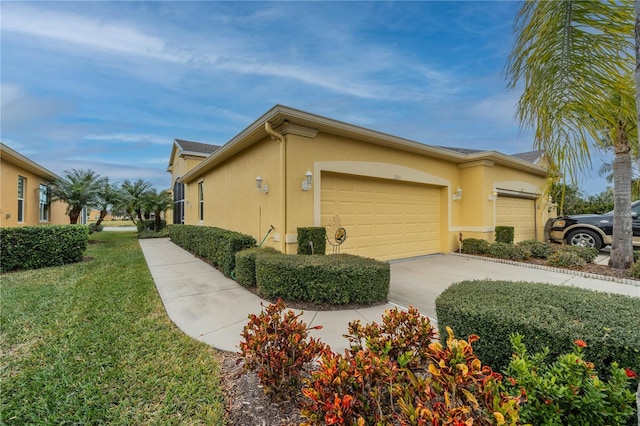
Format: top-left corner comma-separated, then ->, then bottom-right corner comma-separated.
0,143 -> 62,182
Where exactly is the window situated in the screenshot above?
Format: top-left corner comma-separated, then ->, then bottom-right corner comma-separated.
173,182 -> 185,224
39,184 -> 50,222
198,181 -> 204,221
17,176 -> 25,223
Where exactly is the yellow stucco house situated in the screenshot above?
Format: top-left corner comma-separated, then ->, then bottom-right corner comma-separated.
166,139 -> 221,225
1,143 -> 68,227
171,105 -> 551,261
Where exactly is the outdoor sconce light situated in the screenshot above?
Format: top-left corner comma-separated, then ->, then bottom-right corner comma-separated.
488,189 -> 498,201
452,187 -> 462,201
255,176 -> 268,194
302,169 -> 313,191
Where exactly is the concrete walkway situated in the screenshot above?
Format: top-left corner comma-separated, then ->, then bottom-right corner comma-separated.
139,238 -> 639,354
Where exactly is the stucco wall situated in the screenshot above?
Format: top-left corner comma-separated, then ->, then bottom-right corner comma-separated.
180,123 -> 549,256
0,159 -> 67,227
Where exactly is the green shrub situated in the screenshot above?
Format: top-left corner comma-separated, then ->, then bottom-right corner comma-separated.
557,245 -> 599,263
137,228 -> 170,239
235,246 -> 281,287
461,238 -> 489,255
297,227 -> 326,255
137,219 -> 167,232
504,335 -> 636,426
256,254 -> 389,305
168,225 -> 256,277
495,226 -> 514,244
0,225 -> 89,272
435,280 -> 640,380
516,239 -> 555,258
634,251 -> 640,263
88,223 -> 104,233
546,250 -> 586,268
487,242 -> 527,261
630,261 -> 640,279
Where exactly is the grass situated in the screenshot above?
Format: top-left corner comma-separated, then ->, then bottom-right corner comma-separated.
90,220 -> 136,227
1,232 -> 226,425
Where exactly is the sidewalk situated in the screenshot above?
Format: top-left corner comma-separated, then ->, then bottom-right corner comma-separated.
139,238 -> 639,354
139,238 -> 394,353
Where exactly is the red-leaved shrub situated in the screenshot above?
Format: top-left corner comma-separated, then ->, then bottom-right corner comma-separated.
238,298 -> 327,400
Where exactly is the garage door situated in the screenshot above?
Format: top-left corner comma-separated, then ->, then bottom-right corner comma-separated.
321,172 -> 441,261
496,196 -> 536,242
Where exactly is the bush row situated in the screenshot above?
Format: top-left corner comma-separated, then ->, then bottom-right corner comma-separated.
296,227 -> 326,255
0,225 -> 89,272
239,301 -> 637,425
435,280 -> 640,381
235,246 -> 282,287
168,225 -> 256,277
137,219 -> 167,232
462,238 -> 599,267
255,254 -> 390,305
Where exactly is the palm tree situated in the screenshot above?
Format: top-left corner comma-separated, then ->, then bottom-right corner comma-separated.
119,179 -> 153,225
141,189 -> 174,231
50,169 -> 104,224
93,180 -> 123,228
506,0 -> 636,269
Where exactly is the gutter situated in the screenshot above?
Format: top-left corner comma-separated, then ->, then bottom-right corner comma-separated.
264,121 -> 287,253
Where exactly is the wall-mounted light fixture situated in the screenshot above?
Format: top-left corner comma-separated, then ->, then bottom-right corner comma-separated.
488,189 -> 498,201
302,169 -> 313,191
256,176 -> 268,194
452,187 -> 462,201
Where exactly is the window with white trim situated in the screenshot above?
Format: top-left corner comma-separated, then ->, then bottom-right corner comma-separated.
198,181 -> 204,221
39,184 -> 50,222
17,176 -> 25,223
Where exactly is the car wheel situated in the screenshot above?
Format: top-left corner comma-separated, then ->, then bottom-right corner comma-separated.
566,229 -> 602,250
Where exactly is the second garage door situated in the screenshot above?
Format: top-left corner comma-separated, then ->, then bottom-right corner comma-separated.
496,196 -> 536,242
321,172 -> 441,261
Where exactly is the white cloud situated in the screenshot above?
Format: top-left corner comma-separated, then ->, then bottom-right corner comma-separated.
2,5 -> 188,63
85,133 -> 169,145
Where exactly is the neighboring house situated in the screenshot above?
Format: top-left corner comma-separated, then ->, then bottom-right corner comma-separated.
166,139 -> 220,224
172,105 -> 551,261
0,143 -> 68,227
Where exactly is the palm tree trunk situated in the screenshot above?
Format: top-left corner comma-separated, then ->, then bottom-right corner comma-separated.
95,209 -> 107,227
609,130 -> 633,269
69,209 -> 80,224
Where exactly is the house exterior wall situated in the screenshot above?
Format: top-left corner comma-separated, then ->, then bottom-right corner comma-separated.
183,136 -> 283,248
0,155 -> 67,227
180,124 -> 548,258
176,108 -> 549,260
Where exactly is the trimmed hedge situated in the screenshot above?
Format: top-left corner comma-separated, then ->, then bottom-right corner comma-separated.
168,225 -> 256,277
256,254 -> 390,305
235,246 -> 282,287
297,227 -> 326,255
486,242 -> 527,261
137,219 -> 167,232
516,239 -> 555,259
435,280 -> 640,380
495,226 -> 514,244
461,238 -> 489,255
0,225 -> 89,272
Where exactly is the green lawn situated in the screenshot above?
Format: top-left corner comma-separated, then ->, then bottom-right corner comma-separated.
1,232 -> 225,425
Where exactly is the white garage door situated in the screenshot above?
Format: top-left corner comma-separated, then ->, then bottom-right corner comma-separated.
496,196 -> 536,242
321,172 -> 441,261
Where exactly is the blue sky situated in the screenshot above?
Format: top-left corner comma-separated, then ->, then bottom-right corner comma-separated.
1,1 -> 612,194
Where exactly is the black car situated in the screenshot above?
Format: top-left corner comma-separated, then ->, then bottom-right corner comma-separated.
548,200 -> 640,249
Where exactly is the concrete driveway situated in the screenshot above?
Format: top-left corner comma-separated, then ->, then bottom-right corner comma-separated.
389,253 -> 639,320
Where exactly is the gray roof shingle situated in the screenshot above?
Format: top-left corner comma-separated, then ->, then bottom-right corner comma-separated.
175,139 -> 220,155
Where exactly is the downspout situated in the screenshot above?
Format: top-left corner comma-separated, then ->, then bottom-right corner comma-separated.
265,121 -> 287,253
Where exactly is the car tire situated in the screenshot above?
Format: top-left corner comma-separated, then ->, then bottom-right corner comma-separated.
566,229 -> 602,250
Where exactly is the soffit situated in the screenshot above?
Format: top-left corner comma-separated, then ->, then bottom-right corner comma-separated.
179,105 -> 547,183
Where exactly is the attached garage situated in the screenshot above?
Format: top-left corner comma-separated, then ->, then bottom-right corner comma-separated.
495,196 -> 537,242
320,172 -> 441,261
